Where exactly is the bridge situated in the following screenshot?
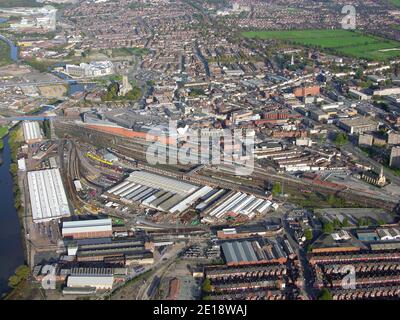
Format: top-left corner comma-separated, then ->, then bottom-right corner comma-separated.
0,103 -> 62,123
0,114 -> 59,123
0,78 -> 96,89
0,81 -> 67,89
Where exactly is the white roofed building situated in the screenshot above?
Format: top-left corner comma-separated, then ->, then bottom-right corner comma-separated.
67,275 -> 114,290
22,121 -> 43,144
27,168 -> 71,223
62,219 -> 113,239
65,61 -> 114,78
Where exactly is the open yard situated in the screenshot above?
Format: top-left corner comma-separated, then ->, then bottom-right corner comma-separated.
242,29 -> 400,61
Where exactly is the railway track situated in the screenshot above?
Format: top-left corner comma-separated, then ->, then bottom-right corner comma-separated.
54,121 -> 400,211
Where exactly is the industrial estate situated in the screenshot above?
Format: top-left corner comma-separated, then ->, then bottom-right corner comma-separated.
1,0 -> 400,302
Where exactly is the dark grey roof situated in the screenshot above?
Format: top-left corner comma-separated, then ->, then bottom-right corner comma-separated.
221,241 -> 259,264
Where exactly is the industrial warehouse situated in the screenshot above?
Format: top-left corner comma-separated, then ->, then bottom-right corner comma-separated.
202,191 -> 278,222
66,275 -> 114,290
27,168 -> 71,223
221,238 -> 294,266
105,170 -> 278,221
65,236 -> 154,266
22,121 -> 43,144
106,170 -> 213,214
62,219 -> 113,239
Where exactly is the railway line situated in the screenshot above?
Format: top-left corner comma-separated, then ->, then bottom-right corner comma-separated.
54,121 -> 400,211
64,142 -> 85,210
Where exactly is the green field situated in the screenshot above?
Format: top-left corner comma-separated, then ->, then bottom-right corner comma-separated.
111,47 -> 150,58
242,29 -> 400,61
0,0 -> 42,7
390,0 -> 400,8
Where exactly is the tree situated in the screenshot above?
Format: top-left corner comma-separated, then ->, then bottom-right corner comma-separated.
43,120 -> 51,139
342,218 -> 349,228
377,218 -> 385,226
304,229 -> 313,241
333,218 -> 341,230
202,278 -> 212,293
15,265 -> 30,279
355,68 -> 364,80
358,217 -> 370,227
319,288 -> 333,300
334,132 -> 348,146
323,221 -> 334,234
8,265 -> 30,288
8,275 -> 21,288
272,183 -> 282,196
9,163 -> 18,176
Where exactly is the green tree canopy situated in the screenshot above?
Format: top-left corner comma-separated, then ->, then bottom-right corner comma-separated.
319,288 -> 333,300
334,133 -> 348,146
322,221 -> 334,234
202,278 -> 212,293
272,183 -> 282,196
8,265 -> 30,288
304,229 -> 313,241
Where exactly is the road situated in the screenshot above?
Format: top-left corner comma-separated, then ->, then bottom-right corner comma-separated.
280,204 -> 316,299
133,243 -> 185,300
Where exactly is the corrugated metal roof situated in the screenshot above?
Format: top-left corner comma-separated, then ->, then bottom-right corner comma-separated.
22,121 -> 42,142
63,219 -> 112,229
28,168 -> 71,222
221,241 -> 259,264
62,219 -> 112,235
128,171 -> 198,195
67,275 -> 114,288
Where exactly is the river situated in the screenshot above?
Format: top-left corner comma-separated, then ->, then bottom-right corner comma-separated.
0,135 -> 25,298
52,70 -> 95,95
0,33 -> 18,62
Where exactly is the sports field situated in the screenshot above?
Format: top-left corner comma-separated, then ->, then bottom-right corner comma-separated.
242,29 -> 400,61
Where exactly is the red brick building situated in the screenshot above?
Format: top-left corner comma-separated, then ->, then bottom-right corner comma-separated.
294,85 -> 320,98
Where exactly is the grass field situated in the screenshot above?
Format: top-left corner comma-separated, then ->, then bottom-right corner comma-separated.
111,47 -> 150,58
390,0 -> 400,8
0,0 -> 41,7
242,29 -> 400,61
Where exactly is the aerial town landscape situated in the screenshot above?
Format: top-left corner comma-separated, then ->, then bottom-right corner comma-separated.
1,0 -> 400,303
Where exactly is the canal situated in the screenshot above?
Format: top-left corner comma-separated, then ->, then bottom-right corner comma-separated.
0,135 -> 25,298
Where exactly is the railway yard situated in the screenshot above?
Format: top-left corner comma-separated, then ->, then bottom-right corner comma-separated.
5,114 -> 399,300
